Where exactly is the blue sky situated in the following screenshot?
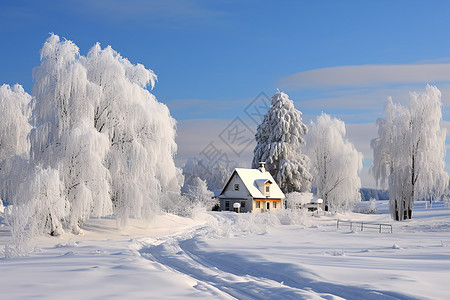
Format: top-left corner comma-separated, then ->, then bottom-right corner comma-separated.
2,0 -> 450,187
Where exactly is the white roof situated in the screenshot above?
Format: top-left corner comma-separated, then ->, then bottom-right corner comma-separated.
220,168 -> 285,199
311,198 -> 323,204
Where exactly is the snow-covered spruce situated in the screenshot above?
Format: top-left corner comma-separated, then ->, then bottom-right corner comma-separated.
252,91 -> 312,193
371,85 -> 448,220
2,34 -> 182,248
306,113 -> 363,212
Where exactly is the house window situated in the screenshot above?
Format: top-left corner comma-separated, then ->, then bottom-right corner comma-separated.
234,184 -> 239,191
225,201 -> 230,210
241,201 -> 246,208
256,201 -> 260,208
265,185 -> 270,196
273,201 -> 277,209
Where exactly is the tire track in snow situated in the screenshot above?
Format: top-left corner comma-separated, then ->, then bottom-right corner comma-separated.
140,237 -> 325,299
139,232 -> 419,300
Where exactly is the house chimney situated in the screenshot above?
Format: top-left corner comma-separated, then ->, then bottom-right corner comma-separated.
258,162 -> 266,172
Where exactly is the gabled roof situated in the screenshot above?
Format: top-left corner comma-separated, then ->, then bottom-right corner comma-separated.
254,179 -> 272,187
220,168 -> 285,199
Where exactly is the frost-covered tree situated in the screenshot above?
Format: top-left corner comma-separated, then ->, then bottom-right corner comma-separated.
84,43 -> 181,226
183,177 -> 215,209
182,157 -> 233,192
371,85 -> 448,220
29,35 -> 112,233
3,34 -> 182,241
0,84 -> 32,202
9,167 -> 67,237
252,91 -> 312,193
306,113 -> 363,212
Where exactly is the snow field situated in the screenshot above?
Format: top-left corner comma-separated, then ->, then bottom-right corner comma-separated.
0,201 -> 449,299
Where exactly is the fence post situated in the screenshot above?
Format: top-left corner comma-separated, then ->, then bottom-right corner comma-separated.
337,219 -> 340,229
361,222 -> 364,231
379,224 -> 381,233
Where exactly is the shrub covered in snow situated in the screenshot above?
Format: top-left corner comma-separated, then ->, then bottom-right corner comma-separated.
353,199 -> 379,214
285,192 -> 313,209
182,177 -> 217,214
203,209 -> 310,238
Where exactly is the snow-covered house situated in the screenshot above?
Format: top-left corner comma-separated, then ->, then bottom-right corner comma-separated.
218,163 -> 285,212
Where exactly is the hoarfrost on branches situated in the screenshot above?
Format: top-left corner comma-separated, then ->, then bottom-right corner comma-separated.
0,84 -> 32,202
183,177 -> 216,211
85,43 -> 181,226
306,113 -> 363,212
371,85 -> 448,220
182,157 -> 233,192
1,34 -> 182,247
29,35 -> 112,233
252,92 -> 312,193
285,192 -> 312,209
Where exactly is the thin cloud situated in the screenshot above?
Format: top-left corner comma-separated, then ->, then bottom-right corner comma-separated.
165,96 -> 267,120
70,0 -> 225,28
279,64 -> 450,89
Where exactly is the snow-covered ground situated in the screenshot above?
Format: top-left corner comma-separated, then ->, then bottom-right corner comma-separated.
1,201 -> 449,299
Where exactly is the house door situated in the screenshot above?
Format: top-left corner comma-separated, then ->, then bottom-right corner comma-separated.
266,202 -> 270,210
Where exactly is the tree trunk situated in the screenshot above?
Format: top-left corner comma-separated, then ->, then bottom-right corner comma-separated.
394,201 -> 400,221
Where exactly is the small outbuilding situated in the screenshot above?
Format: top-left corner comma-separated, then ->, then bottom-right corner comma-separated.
218,163 -> 285,212
305,197 -> 323,212
284,192 -> 323,212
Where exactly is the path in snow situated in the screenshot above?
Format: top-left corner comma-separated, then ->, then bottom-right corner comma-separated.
1,201 -> 449,299
139,216 -> 419,300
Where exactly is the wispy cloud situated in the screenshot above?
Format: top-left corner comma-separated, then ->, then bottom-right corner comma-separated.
165,96 -> 266,120
279,64 -> 450,89
70,0 -> 226,29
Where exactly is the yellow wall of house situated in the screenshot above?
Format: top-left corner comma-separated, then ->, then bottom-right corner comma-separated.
253,198 -> 282,212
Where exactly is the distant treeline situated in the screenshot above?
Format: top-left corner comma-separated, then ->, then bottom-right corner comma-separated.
309,187 -> 389,201
359,188 -> 389,201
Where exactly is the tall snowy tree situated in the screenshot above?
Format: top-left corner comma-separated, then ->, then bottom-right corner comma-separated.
3,34 -> 182,243
306,113 -> 363,212
252,92 -> 312,193
84,43 -> 182,226
0,84 -> 32,203
371,85 -> 448,220
29,34 -> 112,234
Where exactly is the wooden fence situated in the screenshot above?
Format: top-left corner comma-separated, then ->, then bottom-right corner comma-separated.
337,219 -> 392,233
